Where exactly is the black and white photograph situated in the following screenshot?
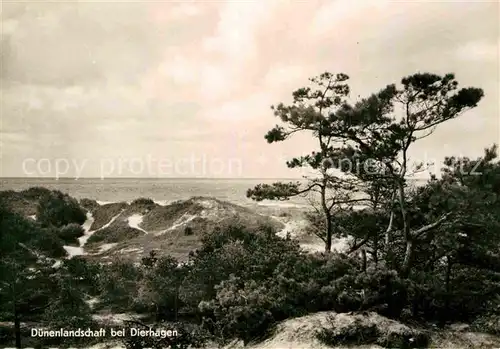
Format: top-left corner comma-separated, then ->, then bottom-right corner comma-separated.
0,0 -> 499,348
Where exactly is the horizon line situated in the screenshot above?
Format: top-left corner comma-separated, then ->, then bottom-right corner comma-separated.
0,176 -> 307,180
0,176 -> 430,181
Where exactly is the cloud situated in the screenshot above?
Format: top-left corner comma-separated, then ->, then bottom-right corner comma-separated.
456,39 -> 499,62
1,0 -> 498,177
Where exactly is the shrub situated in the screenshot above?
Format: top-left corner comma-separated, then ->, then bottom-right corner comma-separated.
99,260 -> 143,311
183,221 -> 303,306
130,198 -> 157,211
204,276 -> 276,345
31,227 -> 68,258
37,190 -> 86,228
61,257 -> 102,296
79,198 -> 100,212
131,197 -> 155,206
471,295 -> 500,335
472,313 -> 500,336
0,190 -> 38,216
136,255 -> 188,321
58,223 -> 85,245
184,226 -> 194,236
0,206 -> 67,259
316,315 -> 430,349
186,222 -> 364,343
355,266 -> 407,317
20,187 -> 52,200
316,318 -> 379,346
379,330 -> 430,349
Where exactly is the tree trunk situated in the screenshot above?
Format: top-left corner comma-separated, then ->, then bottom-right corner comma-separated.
320,183 -> 332,253
384,191 -> 396,266
325,216 -> 332,253
361,248 -> 367,272
441,256 -> 453,326
398,180 -> 413,278
401,239 -> 414,278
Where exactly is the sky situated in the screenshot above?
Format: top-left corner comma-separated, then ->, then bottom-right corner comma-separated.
1,0 -> 499,179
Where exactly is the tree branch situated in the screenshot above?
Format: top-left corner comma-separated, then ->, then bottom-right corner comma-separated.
413,212 -> 453,239
347,237 -> 371,254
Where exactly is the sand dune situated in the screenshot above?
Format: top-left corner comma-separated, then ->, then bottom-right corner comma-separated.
127,214 -> 148,234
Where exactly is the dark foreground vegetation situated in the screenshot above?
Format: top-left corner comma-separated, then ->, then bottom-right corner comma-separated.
1,71 -> 500,348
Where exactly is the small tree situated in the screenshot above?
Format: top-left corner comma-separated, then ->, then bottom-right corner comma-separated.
247,73 -> 367,252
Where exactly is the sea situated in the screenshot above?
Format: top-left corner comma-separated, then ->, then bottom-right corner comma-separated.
0,177 -> 429,211
0,177 -> 312,209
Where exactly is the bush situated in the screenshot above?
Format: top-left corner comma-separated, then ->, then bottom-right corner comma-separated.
0,190 -> 38,216
37,190 -> 86,228
130,198 -> 157,211
471,296 -> 500,335
316,314 -> 430,349
183,221 -> 304,307
32,228 -> 68,258
379,330 -> 430,349
136,255 -> 188,321
20,187 -> 52,200
184,226 -> 194,236
317,318 -> 379,346
131,197 -> 155,206
58,223 -> 85,245
79,198 -> 100,212
184,222 -> 364,343
99,260 -> 143,311
61,257 -> 102,296
202,276 -> 277,345
0,206 -> 67,258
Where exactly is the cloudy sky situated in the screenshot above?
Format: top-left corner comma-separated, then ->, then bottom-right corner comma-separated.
1,0 -> 498,179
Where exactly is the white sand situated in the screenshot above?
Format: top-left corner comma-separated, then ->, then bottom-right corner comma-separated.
153,199 -> 173,206
77,211 -> 96,246
127,214 -> 148,234
98,243 -> 118,253
63,212 -> 95,258
96,200 -> 115,205
91,312 -> 146,325
274,216 -> 350,254
63,245 -> 84,257
119,247 -> 144,255
63,210 -> 124,258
